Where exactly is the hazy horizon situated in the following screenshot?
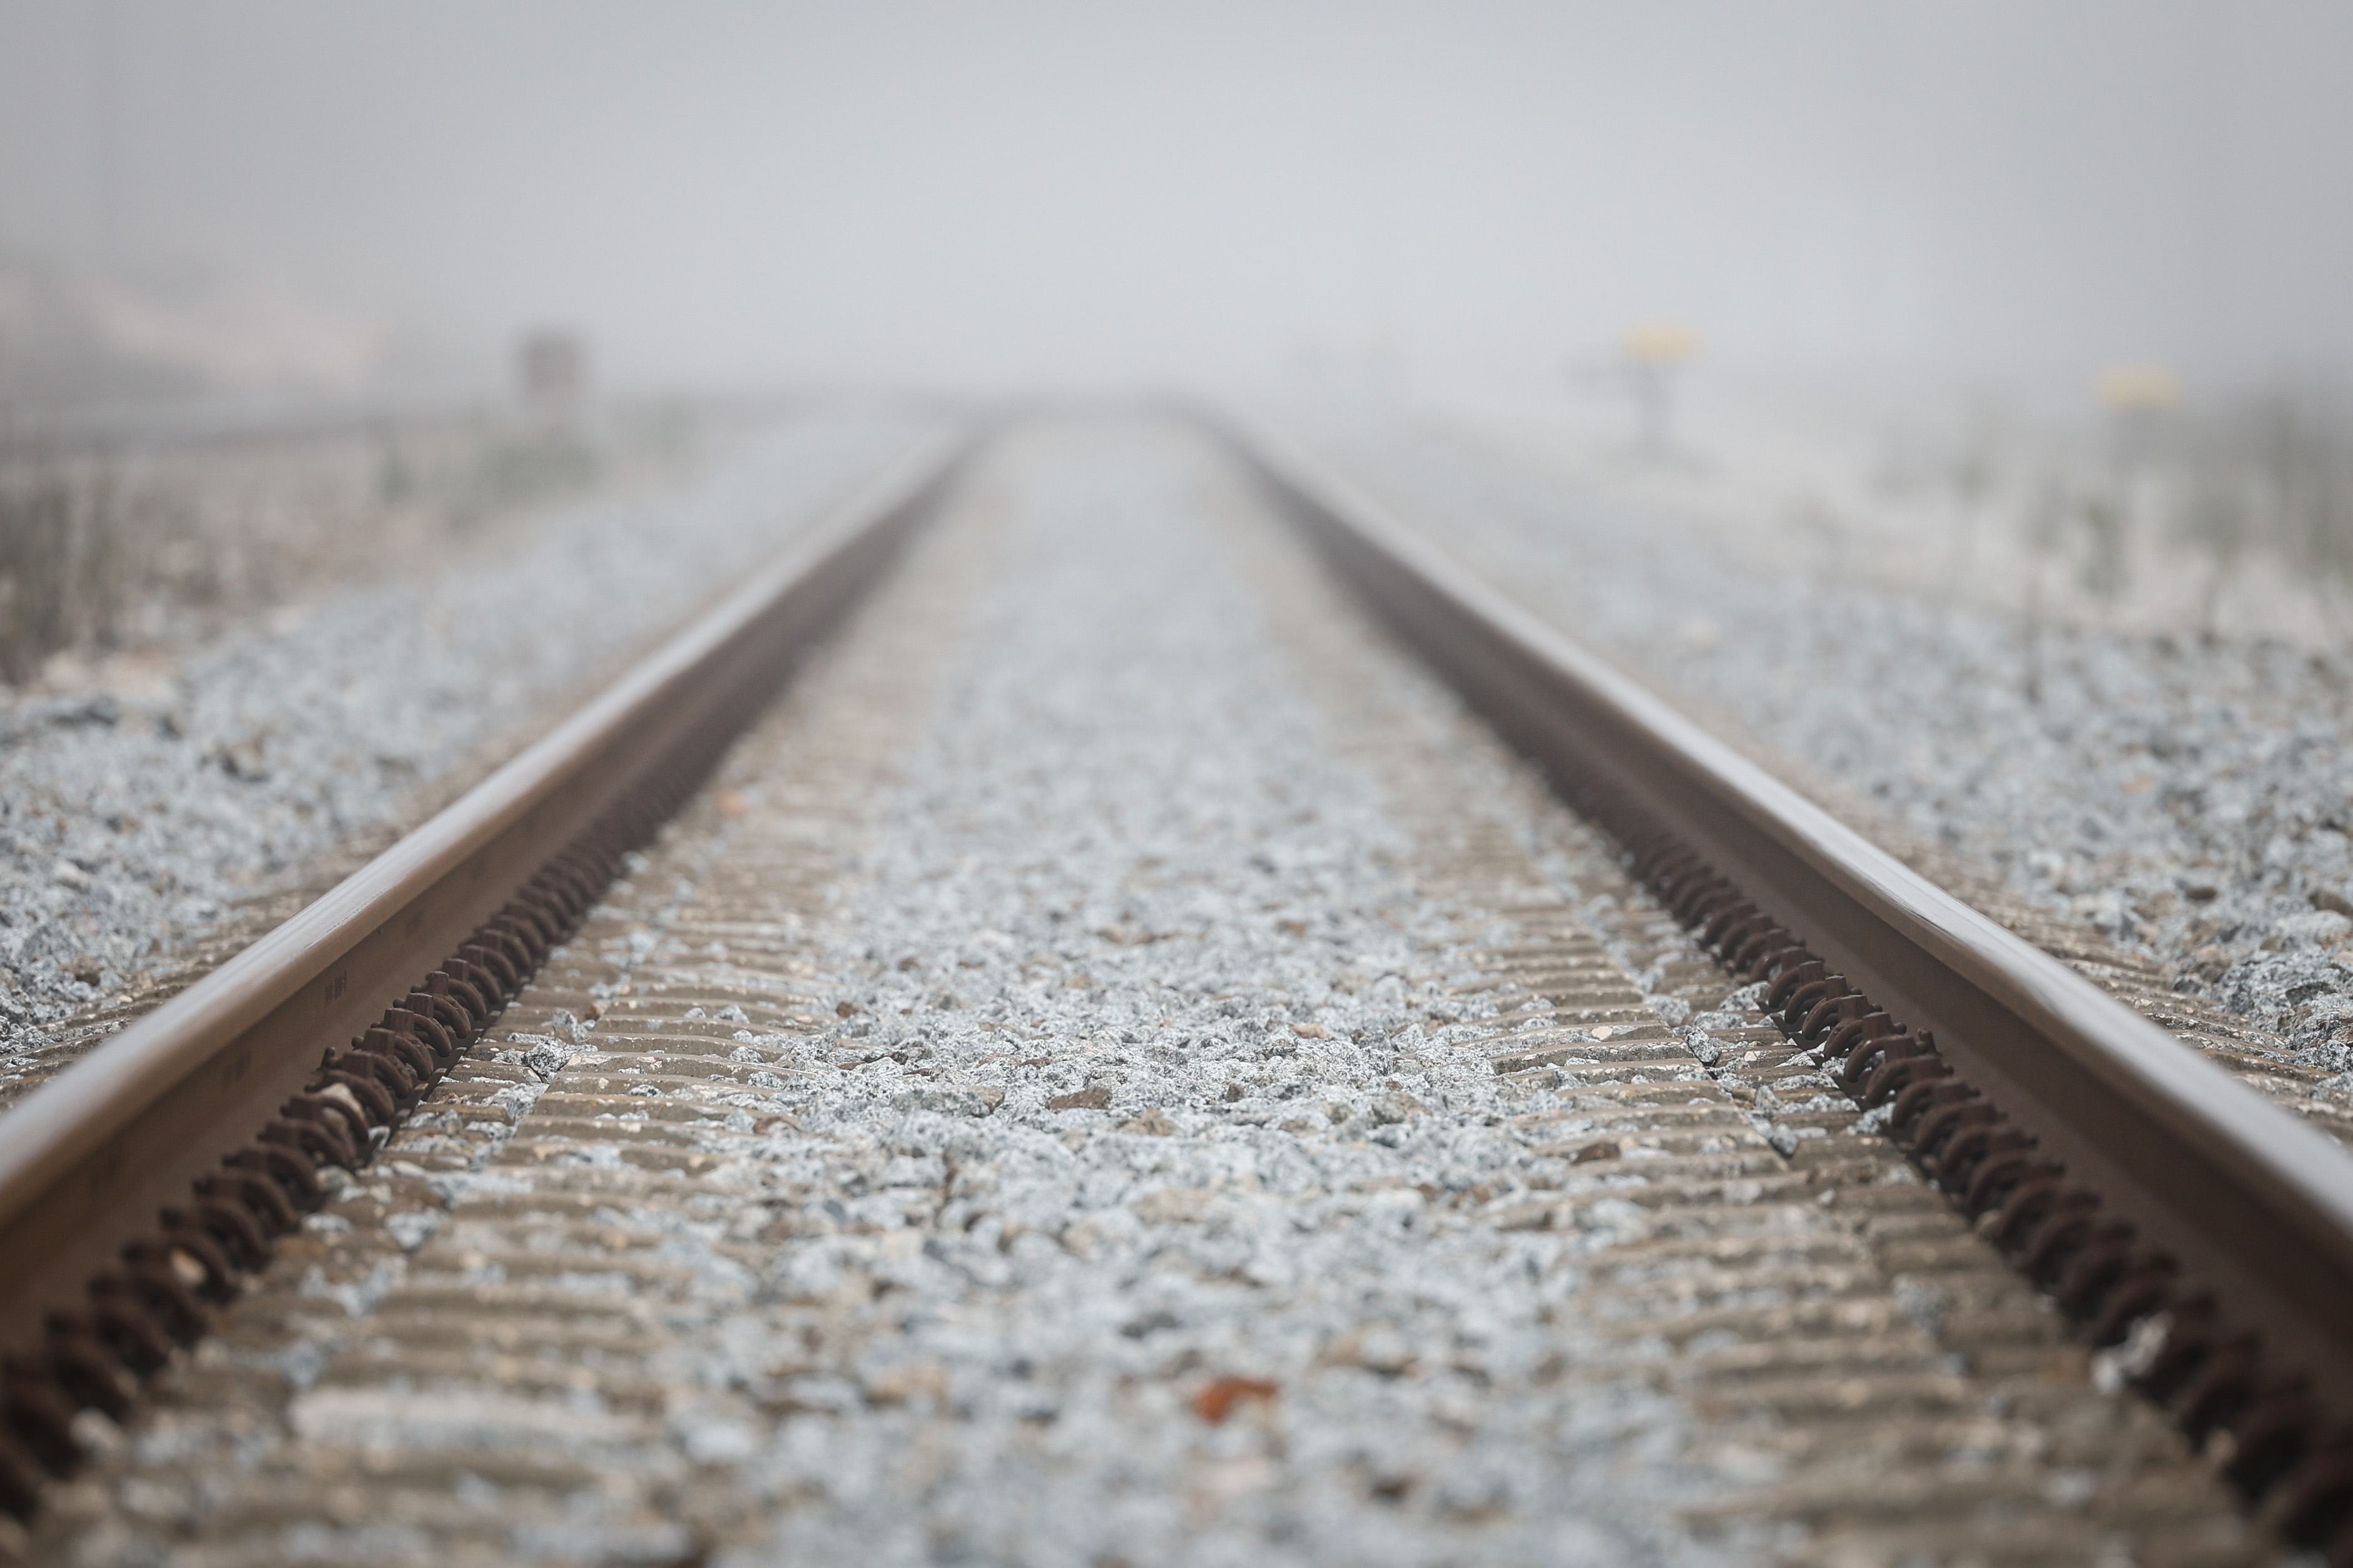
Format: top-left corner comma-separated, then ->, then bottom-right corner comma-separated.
3,1 -> 2350,410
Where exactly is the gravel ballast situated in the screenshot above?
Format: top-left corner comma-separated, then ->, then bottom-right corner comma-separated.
33,420 -> 2268,1567
705,427 -> 1726,1566
1309,417 -> 2353,1091
0,410 -> 932,1070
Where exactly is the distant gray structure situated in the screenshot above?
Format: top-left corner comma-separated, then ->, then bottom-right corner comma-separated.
516,329 -> 587,418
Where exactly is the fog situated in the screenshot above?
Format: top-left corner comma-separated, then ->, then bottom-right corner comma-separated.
2,0 -> 2350,405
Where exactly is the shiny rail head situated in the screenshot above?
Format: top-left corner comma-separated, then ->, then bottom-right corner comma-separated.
1212,410 -> 2353,1559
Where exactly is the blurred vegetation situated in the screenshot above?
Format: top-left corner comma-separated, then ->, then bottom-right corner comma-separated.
2235,389 -> 2353,623
1892,382 -> 2353,657
2138,387 -> 2353,634
0,405 -> 702,687
0,476 -> 74,683
444,430 -> 601,532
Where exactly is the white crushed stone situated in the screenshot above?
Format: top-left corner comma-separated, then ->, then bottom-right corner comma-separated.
690,428 -> 1732,1565
397,424 -> 1747,1566
1313,418 -> 2353,1085
0,410 -> 932,1057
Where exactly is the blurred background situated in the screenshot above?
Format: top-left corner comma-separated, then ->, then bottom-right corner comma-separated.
4,0 -> 2349,405
4,0 -> 2353,666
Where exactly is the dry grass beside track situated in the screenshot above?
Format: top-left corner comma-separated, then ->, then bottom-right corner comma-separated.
0,405 -> 709,688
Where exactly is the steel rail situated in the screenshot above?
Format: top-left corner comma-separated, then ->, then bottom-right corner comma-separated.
0,427 -> 972,1495
1224,416 -> 2353,1552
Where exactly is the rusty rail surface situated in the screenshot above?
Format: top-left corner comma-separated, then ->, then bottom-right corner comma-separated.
1226,418 -> 2353,1558
0,428 -> 972,1514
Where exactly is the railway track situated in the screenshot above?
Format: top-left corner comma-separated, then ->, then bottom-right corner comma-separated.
4,415 -> 2350,1563
1231,423 -> 2353,1559
0,428 -> 973,1519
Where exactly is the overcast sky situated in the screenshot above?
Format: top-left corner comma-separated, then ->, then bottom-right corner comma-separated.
1,1 -> 2349,400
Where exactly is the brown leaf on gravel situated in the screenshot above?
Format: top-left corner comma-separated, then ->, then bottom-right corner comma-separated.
1192,1376 -> 1279,1424
1049,1084 -> 1112,1111
1570,1141 -> 1620,1165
